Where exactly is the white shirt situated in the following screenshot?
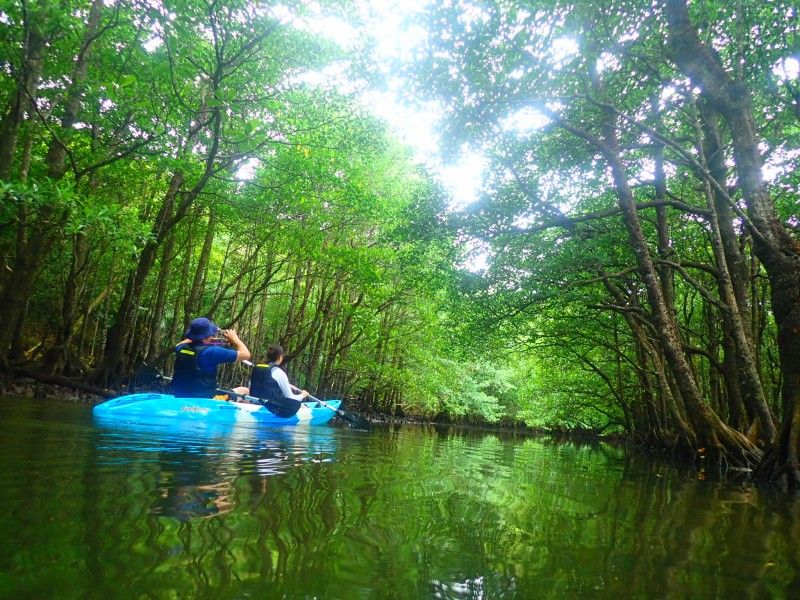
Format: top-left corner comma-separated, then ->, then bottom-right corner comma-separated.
271,366 -> 305,400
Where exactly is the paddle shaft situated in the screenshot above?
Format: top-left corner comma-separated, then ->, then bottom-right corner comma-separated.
292,386 -> 368,427
151,362 -> 290,405
285,381 -> 342,415
305,393 -> 344,416
152,372 -> 265,405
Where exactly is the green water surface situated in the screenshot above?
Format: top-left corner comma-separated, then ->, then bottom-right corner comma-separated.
1,398 -> 798,598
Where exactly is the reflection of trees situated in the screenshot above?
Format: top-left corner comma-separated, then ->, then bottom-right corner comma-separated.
72,423 -> 346,597
341,432 -> 799,598
578,455 -> 794,598
7,413 -> 800,597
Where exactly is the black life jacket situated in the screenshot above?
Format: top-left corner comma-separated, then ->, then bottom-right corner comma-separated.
249,363 -> 301,418
171,343 -> 217,398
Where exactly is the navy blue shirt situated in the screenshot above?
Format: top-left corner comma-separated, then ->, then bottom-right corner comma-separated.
172,343 -> 237,398
186,344 -> 237,373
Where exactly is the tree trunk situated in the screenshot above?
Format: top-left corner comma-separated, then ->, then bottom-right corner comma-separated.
665,0 -> 800,486
719,326 -> 748,430
602,276 -> 694,447
0,7 -> 48,179
44,0 -> 104,180
281,261 -> 305,344
16,119 -> 35,183
651,97 -> 675,314
164,231 -> 195,372
91,171 -> 184,385
44,231 -> 90,375
145,231 -> 176,363
184,209 -> 217,323
697,102 -> 750,430
698,103 -> 751,325
0,225 -> 62,360
8,298 -> 30,362
610,151 -> 758,464
695,125 -> 775,445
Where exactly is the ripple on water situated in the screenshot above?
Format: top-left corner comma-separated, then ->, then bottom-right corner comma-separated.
2,401 -> 800,598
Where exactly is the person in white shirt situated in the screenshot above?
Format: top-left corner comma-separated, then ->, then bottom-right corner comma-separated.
244,344 -> 310,416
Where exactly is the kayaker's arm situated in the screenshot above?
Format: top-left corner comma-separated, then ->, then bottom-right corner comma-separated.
271,368 -> 307,400
223,329 -> 251,361
288,385 -> 370,429
289,383 -> 310,400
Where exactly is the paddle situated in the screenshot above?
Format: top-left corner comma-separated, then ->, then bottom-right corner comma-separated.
129,363 -> 169,390
243,360 -> 370,430
303,392 -> 371,431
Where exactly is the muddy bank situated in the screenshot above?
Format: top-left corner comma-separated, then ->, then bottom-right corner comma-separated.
0,373 -> 108,404
360,411 -> 612,442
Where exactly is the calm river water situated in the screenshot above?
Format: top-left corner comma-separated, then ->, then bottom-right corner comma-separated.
1,398 -> 799,598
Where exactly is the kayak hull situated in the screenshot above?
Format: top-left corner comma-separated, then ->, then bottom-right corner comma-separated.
93,393 -> 341,426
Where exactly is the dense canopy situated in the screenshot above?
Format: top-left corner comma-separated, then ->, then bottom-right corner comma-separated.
0,0 -> 798,485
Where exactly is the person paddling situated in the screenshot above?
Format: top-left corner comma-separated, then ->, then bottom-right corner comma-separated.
172,317 -> 251,398
245,344 -> 309,416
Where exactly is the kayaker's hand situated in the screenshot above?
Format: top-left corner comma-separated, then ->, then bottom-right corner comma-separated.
223,329 -> 251,361
300,390 -> 310,399
223,329 -> 241,343
178,338 -> 192,346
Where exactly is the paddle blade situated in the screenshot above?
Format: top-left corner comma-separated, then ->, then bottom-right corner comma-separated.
309,396 -> 371,430
338,408 -> 371,430
129,363 -> 165,392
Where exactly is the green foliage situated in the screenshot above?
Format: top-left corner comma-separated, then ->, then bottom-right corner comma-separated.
1,0 -> 796,431
400,0 -> 796,437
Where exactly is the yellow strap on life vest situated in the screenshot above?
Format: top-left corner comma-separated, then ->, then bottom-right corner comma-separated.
256,363 -> 270,368
180,349 -> 196,355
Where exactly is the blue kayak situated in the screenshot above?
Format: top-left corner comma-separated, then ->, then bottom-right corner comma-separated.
93,393 -> 341,426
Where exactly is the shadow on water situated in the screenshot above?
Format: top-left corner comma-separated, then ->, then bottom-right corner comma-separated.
2,400 -> 800,598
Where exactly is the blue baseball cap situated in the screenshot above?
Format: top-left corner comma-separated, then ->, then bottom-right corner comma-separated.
184,317 -> 219,341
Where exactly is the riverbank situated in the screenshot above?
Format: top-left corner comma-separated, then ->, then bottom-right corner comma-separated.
0,374 -> 106,404
0,372 -> 606,441
368,411 -> 610,441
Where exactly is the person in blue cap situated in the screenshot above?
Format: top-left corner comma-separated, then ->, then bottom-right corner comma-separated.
171,317 -> 251,398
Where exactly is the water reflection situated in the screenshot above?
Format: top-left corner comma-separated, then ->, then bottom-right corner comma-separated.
94,417 -> 338,521
2,401 -> 800,598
